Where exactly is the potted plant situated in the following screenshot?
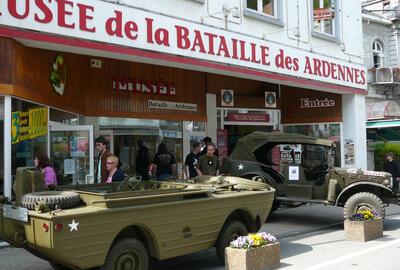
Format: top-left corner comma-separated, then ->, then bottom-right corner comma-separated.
344,209 -> 383,242
225,232 -> 280,270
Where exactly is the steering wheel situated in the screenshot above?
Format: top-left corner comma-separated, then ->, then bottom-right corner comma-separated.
117,174 -> 142,192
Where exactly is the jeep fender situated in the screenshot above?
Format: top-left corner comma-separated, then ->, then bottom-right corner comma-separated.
241,171 -> 285,197
335,182 -> 393,206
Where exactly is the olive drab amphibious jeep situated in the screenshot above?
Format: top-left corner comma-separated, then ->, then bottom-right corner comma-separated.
0,170 -> 275,270
221,131 -> 400,219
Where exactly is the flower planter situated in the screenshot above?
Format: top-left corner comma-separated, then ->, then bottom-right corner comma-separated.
344,218 -> 383,242
225,242 -> 280,270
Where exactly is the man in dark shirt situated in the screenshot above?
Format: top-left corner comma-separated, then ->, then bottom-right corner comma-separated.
197,143 -> 220,176
152,143 -> 177,181
183,142 -> 201,179
384,152 -> 400,193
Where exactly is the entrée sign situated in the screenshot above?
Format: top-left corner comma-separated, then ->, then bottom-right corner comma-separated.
0,0 -> 366,90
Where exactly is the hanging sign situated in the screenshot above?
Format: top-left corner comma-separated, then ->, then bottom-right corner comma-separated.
227,113 -> 270,122
148,100 -> 197,111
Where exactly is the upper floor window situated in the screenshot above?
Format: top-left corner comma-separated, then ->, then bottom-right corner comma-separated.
313,0 -> 337,36
247,0 -> 277,17
244,0 -> 283,26
372,39 -> 385,68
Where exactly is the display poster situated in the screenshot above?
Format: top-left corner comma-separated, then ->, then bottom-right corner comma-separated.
64,159 -> 75,175
280,144 -> 302,164
217,129 -> 228,163
12,107 -> 48,144
289,166 -> 299,181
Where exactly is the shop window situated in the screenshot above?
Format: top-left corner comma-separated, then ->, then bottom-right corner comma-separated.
11,99 -> 48,176
50,108 -> 79,125
244,0 -> 283,26
283,123 -> 341,166
99,117 -> 184,177
0,97 -> 4,193
372,39 -> 385,68
312,0 -> 339,39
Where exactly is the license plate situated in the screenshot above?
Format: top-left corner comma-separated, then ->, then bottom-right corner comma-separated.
3,205 -> 28,223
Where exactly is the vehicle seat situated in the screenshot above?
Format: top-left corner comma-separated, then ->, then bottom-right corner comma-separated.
13,167 -> 44,206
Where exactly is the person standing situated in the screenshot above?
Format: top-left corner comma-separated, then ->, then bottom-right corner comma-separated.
201,137 -> 219,157
152,143 -> 177,181
183,142 -> 201,179
95,136 -> 112,183
135,140 -> 150,180
105,155 -> 125,183
384,152 -> 400,193
196,143 -> 220,176
34,153 -> 57,189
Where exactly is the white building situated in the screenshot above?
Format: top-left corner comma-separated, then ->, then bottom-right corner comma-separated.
0,0 -> 367,195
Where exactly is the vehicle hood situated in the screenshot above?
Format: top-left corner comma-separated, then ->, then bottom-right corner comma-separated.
333,167 -> 392,184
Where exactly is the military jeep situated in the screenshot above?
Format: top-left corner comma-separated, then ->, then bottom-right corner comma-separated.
0,171 -> 274,270
221,131 -> 400,219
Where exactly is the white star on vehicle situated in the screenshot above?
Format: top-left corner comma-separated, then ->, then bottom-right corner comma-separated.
68,219 -> 79,232
238,164 -> 244,170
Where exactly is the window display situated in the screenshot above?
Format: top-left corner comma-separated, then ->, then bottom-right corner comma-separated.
11,99 -> 48,176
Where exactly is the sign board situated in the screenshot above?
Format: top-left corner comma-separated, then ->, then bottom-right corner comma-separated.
313,8 -> 334,21
289,166 -> 300,181
221,89 -> 234,107
113,77 -> 176,95
148,100 -> 197,111
0,0 -> 366,90
227,113 -> 270,122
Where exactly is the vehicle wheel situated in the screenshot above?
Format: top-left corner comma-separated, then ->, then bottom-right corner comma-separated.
343,192 -> 385,219
101,238 -> 148,270
21,191 -> 81,210
215,220 -> 248,264
49,262 -> 72,270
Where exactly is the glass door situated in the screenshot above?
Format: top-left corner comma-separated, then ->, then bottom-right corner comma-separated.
49,121 -> 94,185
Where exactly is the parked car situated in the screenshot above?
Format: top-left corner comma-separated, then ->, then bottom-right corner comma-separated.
221,131 -> 400,219
0,170 -> 274,270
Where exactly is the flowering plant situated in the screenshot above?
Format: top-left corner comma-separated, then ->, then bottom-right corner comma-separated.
349,209 -> 379,221
229,232 -> 277,250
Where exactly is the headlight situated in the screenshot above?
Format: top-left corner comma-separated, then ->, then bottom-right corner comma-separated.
383,177 -> 393,188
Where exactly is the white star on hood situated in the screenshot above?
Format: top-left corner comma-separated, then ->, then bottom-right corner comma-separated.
238,164 -> 244,170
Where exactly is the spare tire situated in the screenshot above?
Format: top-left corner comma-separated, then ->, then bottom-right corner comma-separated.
21,191 -> 81,210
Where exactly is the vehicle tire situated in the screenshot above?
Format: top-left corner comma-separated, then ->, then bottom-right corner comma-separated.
215,220 -> 248,264
21,191 -> 81,210
101,238 -> 148,270
49,262 -> 72,270
343,192 -> 385,219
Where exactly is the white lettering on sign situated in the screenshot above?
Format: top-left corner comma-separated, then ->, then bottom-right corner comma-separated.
300,98 -> 336,108
148,100 -> 197,111
112,78 -> 176,95
346,168 -> 387,177
0,0 -> 367,90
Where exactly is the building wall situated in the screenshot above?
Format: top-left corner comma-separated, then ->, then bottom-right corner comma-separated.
0,38 -> 208,121
109,0 -> 364,65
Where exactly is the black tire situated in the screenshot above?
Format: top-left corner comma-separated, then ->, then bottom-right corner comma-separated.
49,262 -> 72,270
101,238 -> 148,270
215,220 -> 248,264
343,192 -> 385,219
21,191 -> 81,210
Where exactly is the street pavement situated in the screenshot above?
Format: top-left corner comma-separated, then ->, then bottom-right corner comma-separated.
0,204 -> 399,270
